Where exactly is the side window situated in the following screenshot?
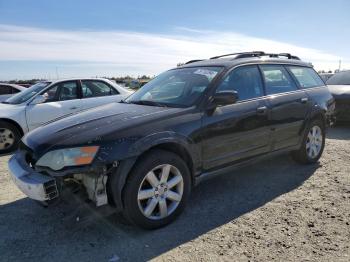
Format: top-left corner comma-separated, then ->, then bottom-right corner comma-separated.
42,81 -> 78,102
260,65 -> 297,95
216,65 -> 264,101
81,80 -> 119,98
0,85 -> 11,95
42,85 -> 59,102
288,66 -> 324,88
11,87 -> 21,94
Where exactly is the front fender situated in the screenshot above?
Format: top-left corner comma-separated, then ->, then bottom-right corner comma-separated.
106,131 -> 199,211
129,131 -> 199,163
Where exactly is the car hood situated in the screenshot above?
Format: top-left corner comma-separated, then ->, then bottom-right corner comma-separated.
23,102 -> 185,154
0,102 -> 25,117
327,85 -> 350,99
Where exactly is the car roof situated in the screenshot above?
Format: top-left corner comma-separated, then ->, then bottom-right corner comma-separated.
178,56 -> 312,70
47,77 -> 115,84
0,83 -> 26,90
40,78 -> 131,94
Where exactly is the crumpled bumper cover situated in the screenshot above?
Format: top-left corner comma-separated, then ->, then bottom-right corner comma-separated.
8,152 -> 58,201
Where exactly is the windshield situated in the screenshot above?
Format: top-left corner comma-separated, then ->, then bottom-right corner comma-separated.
4,82 -> 51,104
125,67 -> 223,107
326,71 -> 350,85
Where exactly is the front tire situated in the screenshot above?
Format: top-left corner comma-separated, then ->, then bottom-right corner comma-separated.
121,150 -> 191,229
292,119 -> 325,164
0,121 -> 21,155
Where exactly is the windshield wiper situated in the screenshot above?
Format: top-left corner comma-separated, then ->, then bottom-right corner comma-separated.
128,100 -> 168,107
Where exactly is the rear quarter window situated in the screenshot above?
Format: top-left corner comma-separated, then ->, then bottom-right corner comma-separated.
288,66 -> 324,88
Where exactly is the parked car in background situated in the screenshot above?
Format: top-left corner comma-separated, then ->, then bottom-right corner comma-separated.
319,73 -> 334,82
0,78 -> 131,154
0,83 -> 25,102
8,52 -> 334,229
326,70 -> 350,122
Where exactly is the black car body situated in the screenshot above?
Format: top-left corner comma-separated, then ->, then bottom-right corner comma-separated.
326,70 -> 350,122
9,52 -> 335,228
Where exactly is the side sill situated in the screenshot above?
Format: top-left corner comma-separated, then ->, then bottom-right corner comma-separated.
194,145 -> 299,186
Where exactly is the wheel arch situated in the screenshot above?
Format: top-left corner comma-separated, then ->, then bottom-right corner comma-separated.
0,118 -> 24,136
107,139 -> 198,211
309,110 -> 327,127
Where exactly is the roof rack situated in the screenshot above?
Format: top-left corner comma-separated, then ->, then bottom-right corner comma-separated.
210,51 -> 300,60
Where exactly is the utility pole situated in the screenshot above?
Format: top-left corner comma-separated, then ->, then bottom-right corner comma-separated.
338,60 -> 342,71
55,67 -> 59,79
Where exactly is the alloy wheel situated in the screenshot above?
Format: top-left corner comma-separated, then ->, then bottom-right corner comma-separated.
306,125 -> 323,159
137,164 -> 184,220
0,128 -> 15,150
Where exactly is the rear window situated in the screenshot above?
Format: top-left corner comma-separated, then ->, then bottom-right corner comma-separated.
0,85 -> 11,95
326,71 -> 350,85
288,66 -> 324,88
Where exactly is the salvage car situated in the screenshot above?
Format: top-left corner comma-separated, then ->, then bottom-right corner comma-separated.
0,78 -> 131,154
326,70 -> 350,122
0,83 -> 25,102
8,52 -> 334,229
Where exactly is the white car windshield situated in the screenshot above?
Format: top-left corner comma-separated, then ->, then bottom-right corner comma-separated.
3,82 -> 51,104
125,67 -> 223,108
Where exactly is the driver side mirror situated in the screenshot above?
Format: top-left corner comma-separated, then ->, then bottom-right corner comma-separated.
30,95 -> 46,105
212,91 -> 238,106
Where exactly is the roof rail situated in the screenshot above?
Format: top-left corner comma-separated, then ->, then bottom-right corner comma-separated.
185,59 -> 204,64
210,51 -> 265,60
276,53 -> 300,60
210,51 -> 300,60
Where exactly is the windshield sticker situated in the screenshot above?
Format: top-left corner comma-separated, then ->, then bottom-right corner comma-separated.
193,69 -> 218,79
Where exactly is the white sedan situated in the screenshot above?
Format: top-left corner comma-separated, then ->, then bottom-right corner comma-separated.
0,78 -> 132,154
0,83 -> 26,102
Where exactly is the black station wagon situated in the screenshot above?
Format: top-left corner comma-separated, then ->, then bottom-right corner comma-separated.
9,52 -> 334,229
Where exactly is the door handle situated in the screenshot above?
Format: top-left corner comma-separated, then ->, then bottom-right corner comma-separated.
301,97 -> 309,103
69,106 -> 78,110
257,106 -> 268,115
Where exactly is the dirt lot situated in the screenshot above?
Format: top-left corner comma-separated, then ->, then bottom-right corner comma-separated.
0,125 -> 349,262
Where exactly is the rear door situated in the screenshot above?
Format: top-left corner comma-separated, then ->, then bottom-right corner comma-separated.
259,65 -> 311,150
26,80 -> 82,130
80,80 -> 124,110
201,65 -> 271,170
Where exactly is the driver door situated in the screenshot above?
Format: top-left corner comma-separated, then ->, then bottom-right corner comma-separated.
26,80 -> 82,131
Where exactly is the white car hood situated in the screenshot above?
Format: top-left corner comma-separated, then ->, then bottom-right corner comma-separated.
0,102 -> 26,117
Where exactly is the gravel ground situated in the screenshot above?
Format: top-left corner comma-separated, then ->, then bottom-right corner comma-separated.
0,125 -> 349,262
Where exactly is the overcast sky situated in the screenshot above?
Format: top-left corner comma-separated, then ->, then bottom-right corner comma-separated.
0,0 -> 349,80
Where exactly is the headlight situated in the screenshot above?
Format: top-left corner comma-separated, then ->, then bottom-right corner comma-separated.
36,146 -> 99,171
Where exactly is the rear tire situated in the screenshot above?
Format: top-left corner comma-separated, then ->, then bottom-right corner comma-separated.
120,149 -> 191,229
292,119 -> 325,164
0,121 -> 21,155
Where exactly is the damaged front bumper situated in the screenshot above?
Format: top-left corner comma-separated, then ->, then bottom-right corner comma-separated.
8,152 -> 58,201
